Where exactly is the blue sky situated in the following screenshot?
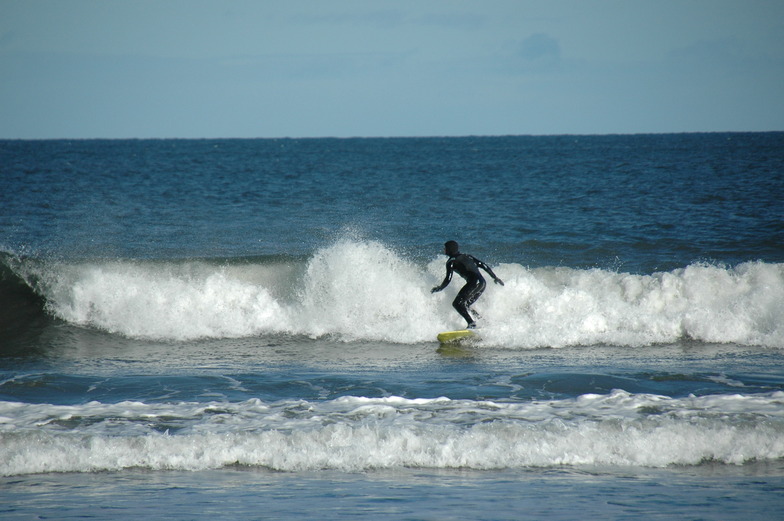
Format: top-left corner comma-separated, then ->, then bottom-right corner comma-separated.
1,0 -> 783,138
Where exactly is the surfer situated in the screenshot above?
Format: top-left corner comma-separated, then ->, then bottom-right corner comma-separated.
431,240 -> 504,329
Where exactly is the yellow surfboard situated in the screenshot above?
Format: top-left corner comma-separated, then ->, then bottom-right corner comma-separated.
437,329 -> 477,344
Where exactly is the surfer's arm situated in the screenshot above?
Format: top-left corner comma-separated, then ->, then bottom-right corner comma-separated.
431,261 -> 454,293
475,258 -> 504,286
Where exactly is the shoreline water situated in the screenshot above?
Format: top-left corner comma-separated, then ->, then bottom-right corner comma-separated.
4,461 -> 784,520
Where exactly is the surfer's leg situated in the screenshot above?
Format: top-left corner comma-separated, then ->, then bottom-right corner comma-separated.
465,279 -> 486,308
452,299 -> 475,327
453,281 -> 483,327
462,279 -> 486,322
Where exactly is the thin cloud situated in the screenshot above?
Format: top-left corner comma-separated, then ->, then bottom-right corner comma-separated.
418,13 -> 485,30
290,10 -> 407,29
518,33 -> 562,72
520,33 -> 560,61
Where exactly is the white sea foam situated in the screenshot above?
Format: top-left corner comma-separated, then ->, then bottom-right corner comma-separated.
2,391 -> 783,475
21,240 -> 784,347
482,260 -> 784,348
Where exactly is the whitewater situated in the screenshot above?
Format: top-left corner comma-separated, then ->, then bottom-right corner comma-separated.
8,240 -> 784,347
3,390 -> 784,476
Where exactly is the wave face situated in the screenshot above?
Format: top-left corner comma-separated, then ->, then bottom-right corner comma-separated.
3,240 -> 783,348
2,390 -> 783,475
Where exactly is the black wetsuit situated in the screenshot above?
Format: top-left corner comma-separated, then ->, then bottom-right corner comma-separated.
432,253 -> 502,327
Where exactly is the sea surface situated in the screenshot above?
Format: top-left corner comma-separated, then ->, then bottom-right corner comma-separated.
1,134 -> 783,519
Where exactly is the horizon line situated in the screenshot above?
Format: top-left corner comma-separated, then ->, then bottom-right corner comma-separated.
2,129 -> 783,141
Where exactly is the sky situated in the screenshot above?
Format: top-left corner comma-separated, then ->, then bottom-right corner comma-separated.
1,0 -> 783,139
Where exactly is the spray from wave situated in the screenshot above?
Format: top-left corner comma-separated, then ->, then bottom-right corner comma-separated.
3,240 -> 783,348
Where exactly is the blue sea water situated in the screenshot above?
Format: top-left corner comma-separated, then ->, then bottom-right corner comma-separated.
1,134 -> 784,519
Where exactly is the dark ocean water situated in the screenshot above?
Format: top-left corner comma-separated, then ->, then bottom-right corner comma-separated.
1,134 -> 783,519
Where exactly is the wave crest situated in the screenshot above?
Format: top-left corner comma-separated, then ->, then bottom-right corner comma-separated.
3,242 -> 783,347
2,391 -> 783,475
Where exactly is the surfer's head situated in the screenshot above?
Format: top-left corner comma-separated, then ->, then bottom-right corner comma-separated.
444,240 -> 459,256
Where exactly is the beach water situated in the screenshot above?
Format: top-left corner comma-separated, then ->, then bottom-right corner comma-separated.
2,134 -> 783,519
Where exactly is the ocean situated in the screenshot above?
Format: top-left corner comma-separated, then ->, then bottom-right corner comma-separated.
1,133 -> 783,519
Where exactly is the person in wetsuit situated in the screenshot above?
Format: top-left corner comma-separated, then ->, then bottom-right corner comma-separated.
431,240 -> 504,329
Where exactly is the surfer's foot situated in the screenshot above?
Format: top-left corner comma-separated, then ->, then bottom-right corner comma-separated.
467,322 -> 477,330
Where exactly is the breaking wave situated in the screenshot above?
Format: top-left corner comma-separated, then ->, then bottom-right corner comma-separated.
2,240 -> 783,348
2,390 -> 783,475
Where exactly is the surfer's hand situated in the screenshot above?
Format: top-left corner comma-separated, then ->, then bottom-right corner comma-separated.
495,278 -> 504,286
431,287 -> 440,293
